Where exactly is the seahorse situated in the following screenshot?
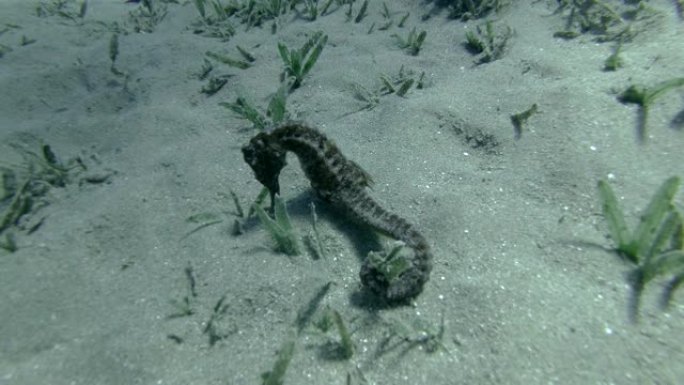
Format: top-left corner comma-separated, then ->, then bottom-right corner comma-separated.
242,121 -> 432,302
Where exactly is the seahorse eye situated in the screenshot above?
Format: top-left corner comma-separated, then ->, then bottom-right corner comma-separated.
242,143 -> 260,168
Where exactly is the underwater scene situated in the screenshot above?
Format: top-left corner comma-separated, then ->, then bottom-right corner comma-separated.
1,0 -> 683,384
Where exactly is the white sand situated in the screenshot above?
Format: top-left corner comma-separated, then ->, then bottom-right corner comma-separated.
1,0 -> 683,384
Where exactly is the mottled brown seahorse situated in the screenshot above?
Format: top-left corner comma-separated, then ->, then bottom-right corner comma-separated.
242,121 -> 432,302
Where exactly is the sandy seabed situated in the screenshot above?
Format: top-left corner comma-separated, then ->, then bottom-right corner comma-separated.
1,1 -> 683,384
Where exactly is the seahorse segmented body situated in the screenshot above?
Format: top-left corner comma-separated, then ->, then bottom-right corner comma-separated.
242,121 -> 432,302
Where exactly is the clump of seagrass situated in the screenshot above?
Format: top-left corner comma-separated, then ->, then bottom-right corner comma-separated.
36,0 -> 88,21
464,20 -> 513,64
393,27 -> 427,56
278,31 -> 327,90
191,0 -> 235,40
126,0 -> 168,33
349,66 -> 426,112
254,195 -> 301,256
427,0 -> 508,20
1,141 -> 85,251
598,177 -> 684,320
552,0 -> 662,42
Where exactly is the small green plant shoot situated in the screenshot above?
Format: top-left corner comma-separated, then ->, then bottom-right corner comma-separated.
206,51 -> 251,69
303,201 -> 327,260
331,309 -> 354,359
261,332 -> 296,385
278,31 -> 328,90
313,307 -> 354,360
598,177 -> 684,315
294,282 -> 332,333
603,43 -> 623,71
354,0 -> 369,23
254,195 -> 300,256
202,294 -> 233,346
167,264 -> 198,319
109,33 -> 124,76
510,103 -> 538,139
618,77 -> 684,141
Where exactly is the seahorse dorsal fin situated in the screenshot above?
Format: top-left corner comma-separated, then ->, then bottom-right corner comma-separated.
348,160 -> 374,188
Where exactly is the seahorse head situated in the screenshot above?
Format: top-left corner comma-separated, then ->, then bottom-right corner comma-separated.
242,133 -> 287,199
